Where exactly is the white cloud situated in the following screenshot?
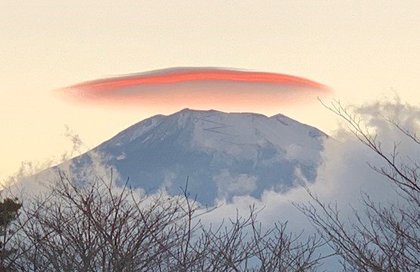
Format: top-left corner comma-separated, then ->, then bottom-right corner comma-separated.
214,169 -> 257,199
201,98 -> 419,231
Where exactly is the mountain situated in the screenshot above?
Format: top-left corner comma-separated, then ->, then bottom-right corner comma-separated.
67,109 -> 327,204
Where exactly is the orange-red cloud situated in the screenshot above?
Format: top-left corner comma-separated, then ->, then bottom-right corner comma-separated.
61,67 -> 331,111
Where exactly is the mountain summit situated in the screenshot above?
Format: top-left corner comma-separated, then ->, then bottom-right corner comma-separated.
69,109 -> 326,204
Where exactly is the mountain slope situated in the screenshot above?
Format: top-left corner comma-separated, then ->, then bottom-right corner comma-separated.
69,109 -> 327,204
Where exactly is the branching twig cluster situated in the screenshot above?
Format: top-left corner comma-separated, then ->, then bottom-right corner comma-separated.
2,170 -> 323,271
299,101 -> 420,272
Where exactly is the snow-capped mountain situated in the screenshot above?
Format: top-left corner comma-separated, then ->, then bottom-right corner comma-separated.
68,109 -> 327,204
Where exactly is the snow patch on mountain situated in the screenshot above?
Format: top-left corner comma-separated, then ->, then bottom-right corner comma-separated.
64,109 -> 327,204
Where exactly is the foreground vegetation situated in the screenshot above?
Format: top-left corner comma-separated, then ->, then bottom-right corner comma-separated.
1,173 -> 324,271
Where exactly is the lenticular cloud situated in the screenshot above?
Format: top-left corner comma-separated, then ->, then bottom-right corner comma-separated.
60,67 -> 330,110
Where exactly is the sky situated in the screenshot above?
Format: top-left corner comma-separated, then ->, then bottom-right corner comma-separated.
1,1 -> 420,181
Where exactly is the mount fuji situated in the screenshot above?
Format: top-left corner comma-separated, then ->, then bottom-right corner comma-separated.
64,109 -> 327,204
